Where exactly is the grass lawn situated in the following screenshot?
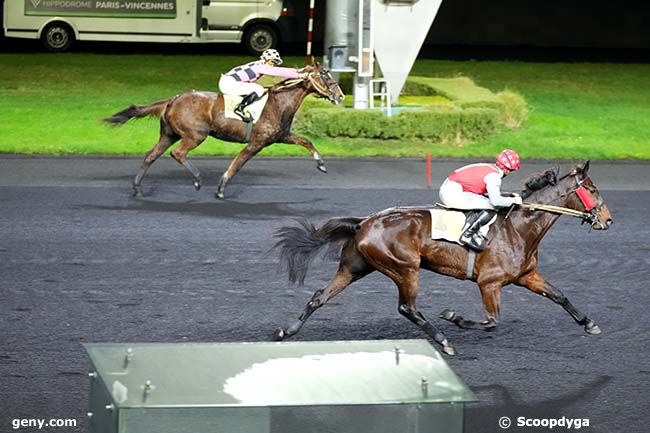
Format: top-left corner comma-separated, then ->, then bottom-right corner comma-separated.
0,54 -> 649,159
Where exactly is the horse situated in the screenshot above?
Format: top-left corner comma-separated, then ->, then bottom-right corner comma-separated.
103,61 -> 344,199
273,161 -> 613,355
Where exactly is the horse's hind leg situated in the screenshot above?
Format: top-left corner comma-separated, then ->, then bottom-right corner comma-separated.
273,269 -> 354,341
516,271 -> 600,335
282,133 -> 327,173
393,268 -> 456,355
170,133 -> 208,191
216,142 -> 263,199
274,242 -> 372,340
440,282 -> 502,331
133,132 -> 178,196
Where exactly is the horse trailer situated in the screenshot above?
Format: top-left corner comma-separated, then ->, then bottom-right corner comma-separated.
3,0 -> 298,54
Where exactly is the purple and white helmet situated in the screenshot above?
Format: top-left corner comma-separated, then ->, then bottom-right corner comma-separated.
261,49 -> 283,65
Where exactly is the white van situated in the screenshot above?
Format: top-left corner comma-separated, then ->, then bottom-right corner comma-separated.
3,0 -> 298,54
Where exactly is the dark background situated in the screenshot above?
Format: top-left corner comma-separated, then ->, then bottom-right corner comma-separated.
1,0 -> 649,60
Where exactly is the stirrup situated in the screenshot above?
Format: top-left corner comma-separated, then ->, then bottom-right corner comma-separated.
464,233 -> 486,252
234,107 -> 253,122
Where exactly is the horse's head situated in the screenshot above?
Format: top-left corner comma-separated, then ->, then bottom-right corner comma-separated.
561,161 -> 613,230
302,60 -> 345,105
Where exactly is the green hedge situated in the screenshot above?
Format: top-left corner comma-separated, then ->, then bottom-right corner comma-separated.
294,75 -> 526,142
301,106 -> 500,141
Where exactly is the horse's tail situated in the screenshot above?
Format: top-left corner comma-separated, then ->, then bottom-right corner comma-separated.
274,217 -> 365,285
103,99 -> 171,126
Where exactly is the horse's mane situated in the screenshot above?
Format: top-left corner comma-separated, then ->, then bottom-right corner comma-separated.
520,168 -> 559,199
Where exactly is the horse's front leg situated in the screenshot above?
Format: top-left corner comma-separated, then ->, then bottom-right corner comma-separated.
517,271 -> 601,334
216,142 -> 264,199
282,133 -> 327,173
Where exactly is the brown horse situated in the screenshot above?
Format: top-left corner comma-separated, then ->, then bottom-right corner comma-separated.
273,162 -> 613,355
104,62 -> 344,198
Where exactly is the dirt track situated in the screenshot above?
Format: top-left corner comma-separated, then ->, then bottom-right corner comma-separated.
1,156 -> 648,433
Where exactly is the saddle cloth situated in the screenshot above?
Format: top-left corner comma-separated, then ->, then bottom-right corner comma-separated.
429,209 -> 497,244
223,93 -> 269,124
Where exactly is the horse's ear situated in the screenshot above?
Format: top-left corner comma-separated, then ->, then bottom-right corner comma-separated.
572,160 -> 590,176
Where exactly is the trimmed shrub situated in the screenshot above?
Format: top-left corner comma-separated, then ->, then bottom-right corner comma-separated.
497,90 -> 528,129
460,108 -> 500,139
300,105 -> 500,142
294,75 -> 526,142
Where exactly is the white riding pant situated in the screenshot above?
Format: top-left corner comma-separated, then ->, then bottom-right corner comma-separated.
218,74 -> 264,97
438,179 -> 495,210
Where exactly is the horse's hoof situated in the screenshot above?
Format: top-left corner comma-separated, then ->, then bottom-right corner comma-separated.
440,309 -> 456,321
215,190 -> 225,200
317,163 -> 327,173
193,180 -> 201,191
273,328 -> 286,341
442,344 -> 457,356
133,188 -> 144,197
584,321 -> 601,335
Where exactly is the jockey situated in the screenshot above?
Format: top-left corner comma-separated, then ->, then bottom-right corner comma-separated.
218,49 -> 306,122
439,149 -> 522,251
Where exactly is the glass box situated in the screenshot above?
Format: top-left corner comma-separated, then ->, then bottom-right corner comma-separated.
84,339 -> 475,433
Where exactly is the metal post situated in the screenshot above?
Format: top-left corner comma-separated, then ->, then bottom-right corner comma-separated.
305,0 -> 315,63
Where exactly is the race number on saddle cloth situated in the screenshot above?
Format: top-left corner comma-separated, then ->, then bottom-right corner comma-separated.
436,149 -> 522,252
429,208 -> 497,244
218,49 -> 303,123
222,93 -> 269,124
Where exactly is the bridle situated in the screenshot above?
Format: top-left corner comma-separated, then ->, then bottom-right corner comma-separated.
307,68 -> 341,103
523,174 -> 603,228
272,68 -> 341,103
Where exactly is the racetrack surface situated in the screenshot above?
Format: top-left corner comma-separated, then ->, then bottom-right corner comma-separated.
1,156 -> 648,433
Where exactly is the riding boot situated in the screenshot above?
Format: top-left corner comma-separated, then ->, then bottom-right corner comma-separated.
234,92 -> 260,122
460,209 -> 497,252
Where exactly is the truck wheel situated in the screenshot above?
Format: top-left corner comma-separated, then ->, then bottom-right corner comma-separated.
243,24 -> 278,56
41,23 -> 74,52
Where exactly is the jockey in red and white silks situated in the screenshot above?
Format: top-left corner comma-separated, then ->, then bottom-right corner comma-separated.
218,49 -> 305,121
438,149 -> 522,252
439,149 -> 522,210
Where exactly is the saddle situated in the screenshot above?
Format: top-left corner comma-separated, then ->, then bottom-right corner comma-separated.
223,93 -> 269,124
429,205 -> 497,245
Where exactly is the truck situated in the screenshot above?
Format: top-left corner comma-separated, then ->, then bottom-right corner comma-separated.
2,0 -> 299,54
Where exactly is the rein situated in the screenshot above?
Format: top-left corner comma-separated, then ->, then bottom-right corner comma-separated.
273,70 -> 337,100
272,78 -> 305,92
520,203 -> 593,220
520,176 -> 599,224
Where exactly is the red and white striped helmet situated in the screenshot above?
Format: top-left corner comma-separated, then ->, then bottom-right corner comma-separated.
496,149 -> 521,171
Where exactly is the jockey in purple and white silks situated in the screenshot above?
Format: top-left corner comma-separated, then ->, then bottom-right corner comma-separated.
218,49 -> 306,122
438,149 -> 522,251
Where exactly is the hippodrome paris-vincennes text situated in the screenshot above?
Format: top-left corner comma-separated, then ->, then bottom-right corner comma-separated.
38,1 -> 175,10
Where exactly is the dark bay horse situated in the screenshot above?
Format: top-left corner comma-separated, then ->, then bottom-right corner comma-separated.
104,62 -> 343,198
273,162 -> 613,355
